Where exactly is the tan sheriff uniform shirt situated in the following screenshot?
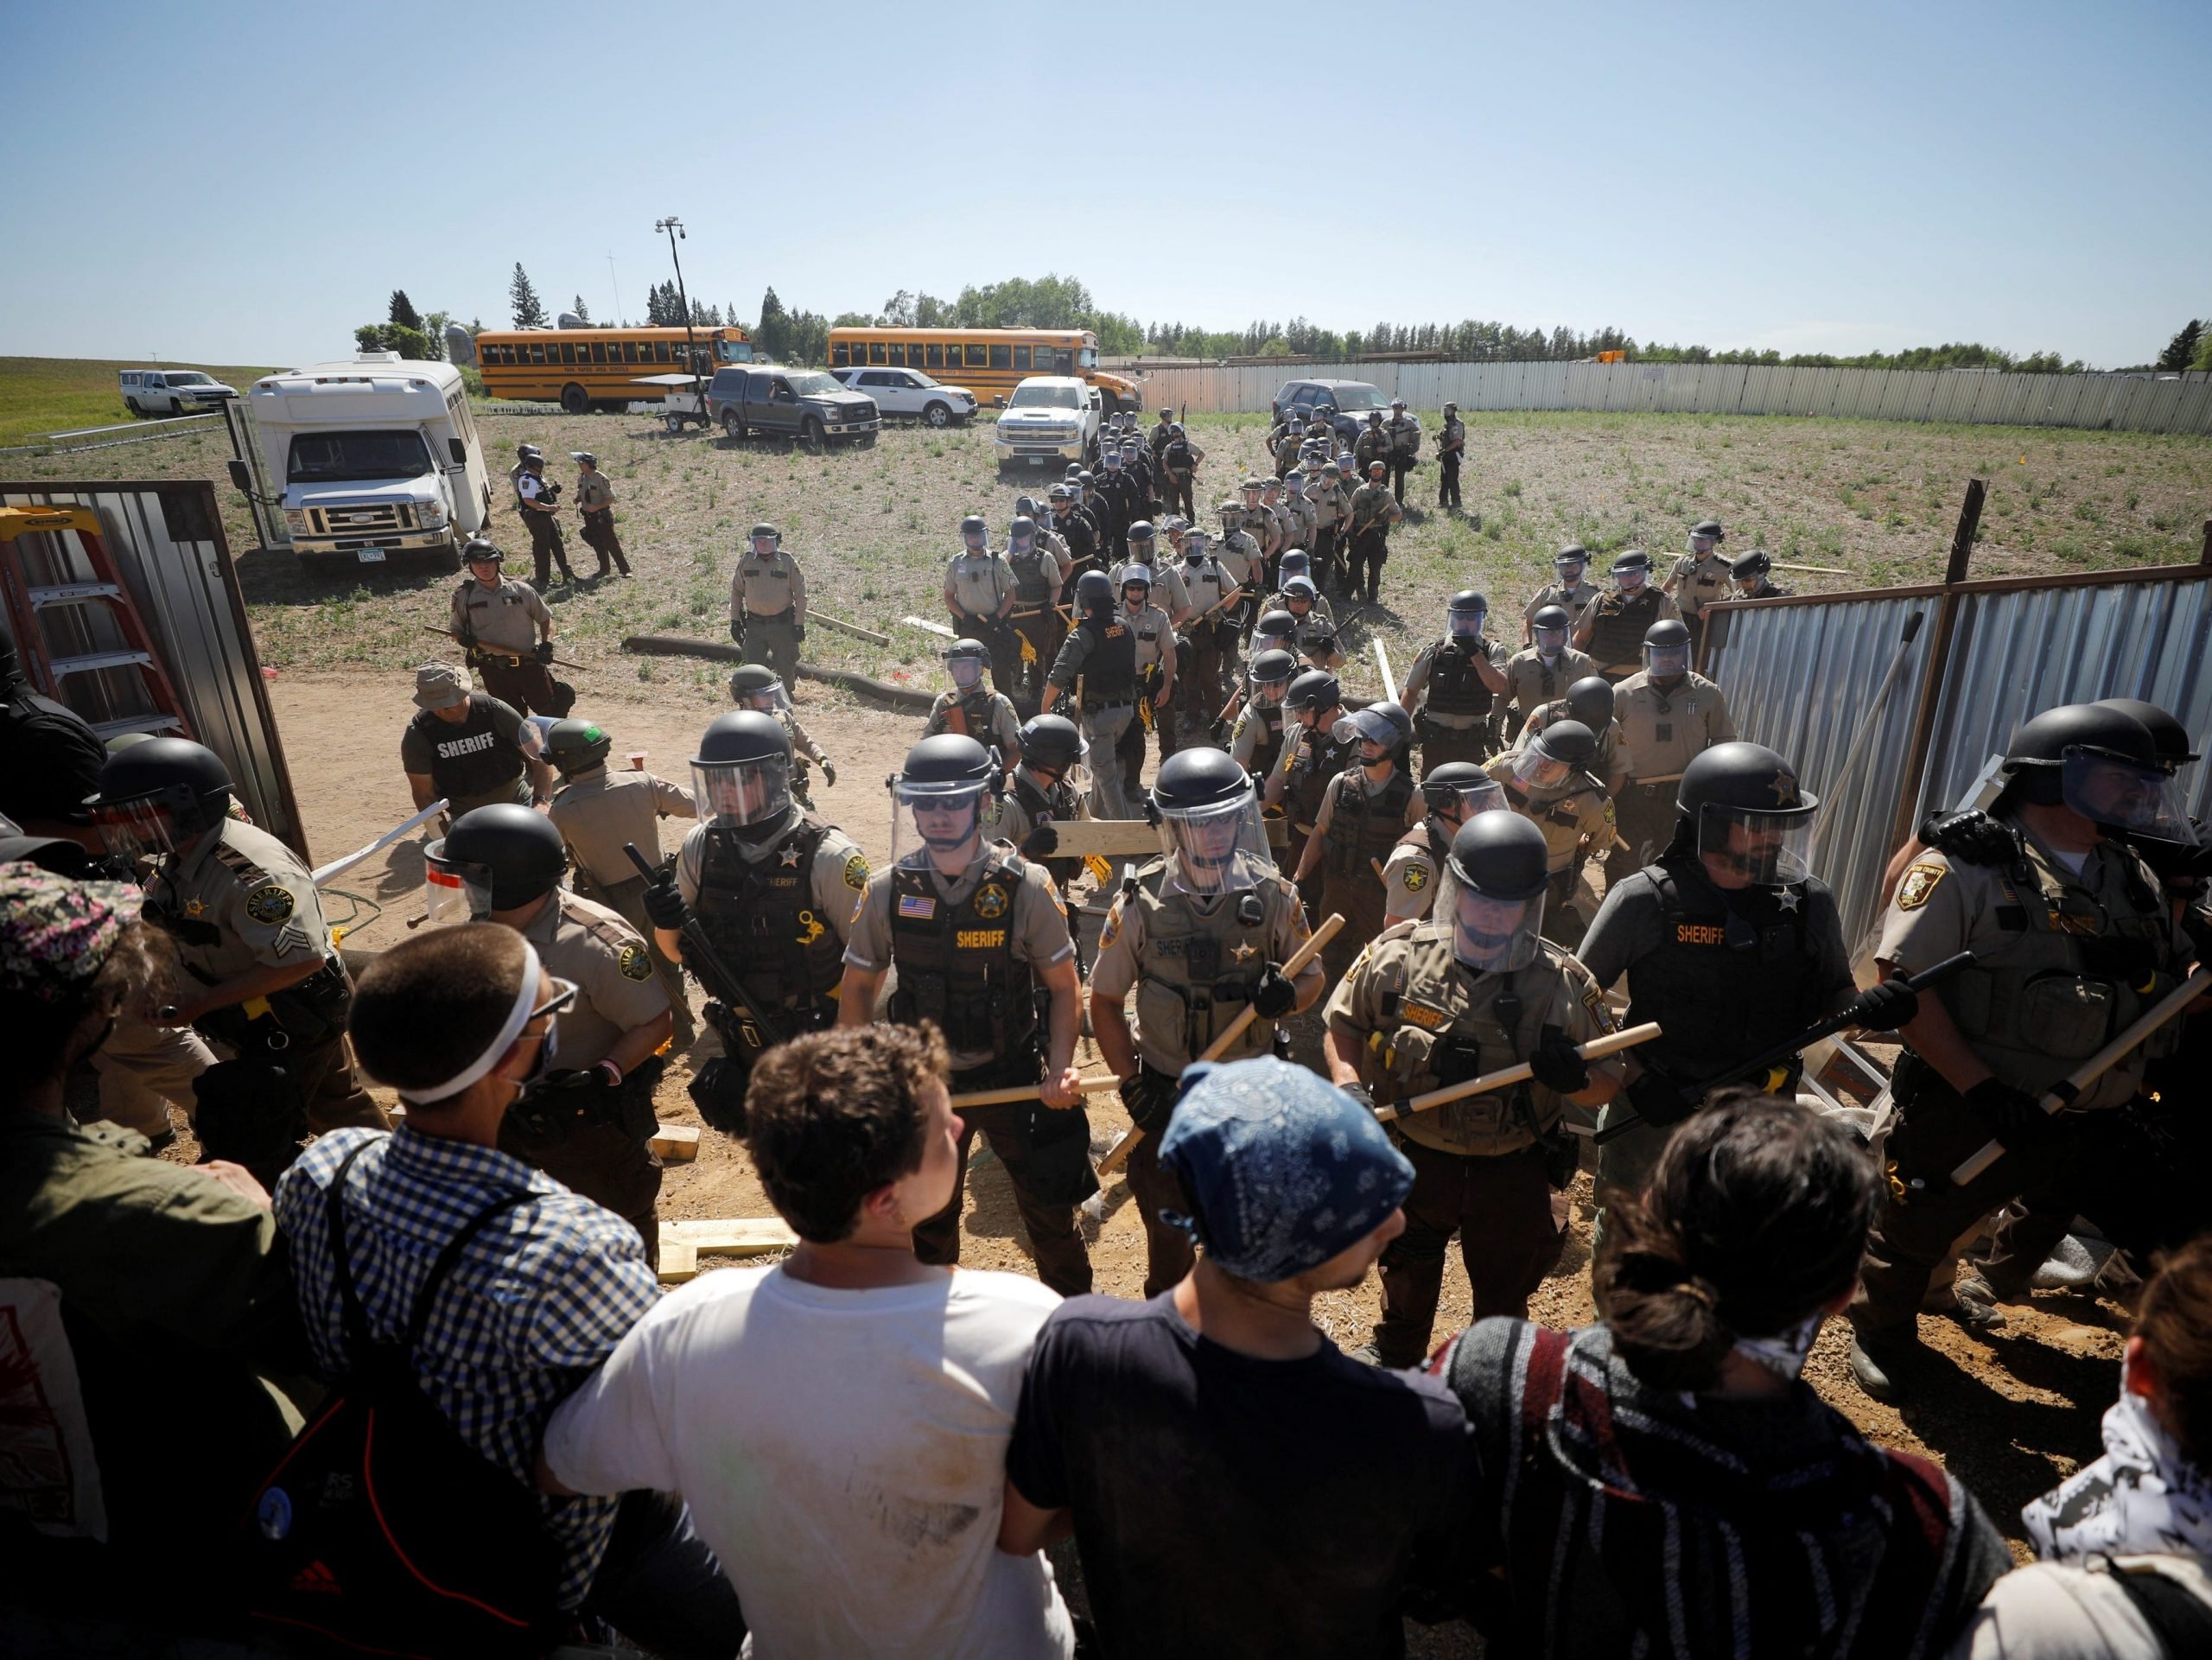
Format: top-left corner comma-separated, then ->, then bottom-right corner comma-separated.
1382,821 -> 1452,925
548,766 -> 697,889
843,853 -> 1073,1072
1308,481 -> 1350,531
731,547 -> 808,621
924,688 -> 1025,754
1213,531 -> 1263,591
1669,550 -> 1734,621
777,708 -> 828,766
672,817 -> 868,943
1613,671 -> 1735,783
1485,758 -> 1615,875
152,818 -> 334,981
1185,558 -> 1240,626
986,769 -> 1090,847
520,890 -> 669,1071
944,551 -> 1014,620
1090,873 -> 1319,1074
1502,646 -> 1598,722
1117,603 -> 1176,674
1522,581 -> 1601,635
450,575 -> 551,655
1112,560 -> 1190,622
576,471 -> 614,512
1403,637 -> 1510,729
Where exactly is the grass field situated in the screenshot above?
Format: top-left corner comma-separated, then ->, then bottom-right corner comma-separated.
0,354 -> 280,447
4,355 -> 2209,712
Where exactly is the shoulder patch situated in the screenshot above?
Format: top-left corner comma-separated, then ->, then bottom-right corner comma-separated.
244,883 -> 296,925
1896,862 -> 1947,912
842,852 -> 870,892
1099,897 -> 1124,951
1401,862 -> 1428,893
618,942 -> 654,982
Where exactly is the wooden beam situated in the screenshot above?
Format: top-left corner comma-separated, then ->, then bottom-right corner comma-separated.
660,1218 -> 800,1253
1042,816 -> 1289,860
1944,478 -> 1986,585
650,1123 -> 701,1163
658,1241 -> 699,1284
812,611 -> 891,646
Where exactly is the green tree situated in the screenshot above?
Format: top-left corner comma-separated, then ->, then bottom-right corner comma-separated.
2157,319 -> 2204,373
570,295 -> 592,324
389,289 -> 422,331
2194,328 -> 2212,373
756,287 -> 791,359
420,309 -> 452,361
509,264 -> 548,329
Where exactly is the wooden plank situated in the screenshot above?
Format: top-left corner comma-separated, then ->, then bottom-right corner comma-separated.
1045,817 -> 1288,861
812,611 -> 891,646
658,1240 -> 700,1285
651,1123 -> 701,1163
660,1218 -> 800,1253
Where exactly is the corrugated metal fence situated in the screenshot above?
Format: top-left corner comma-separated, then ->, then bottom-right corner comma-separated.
1704,563 -> 2212,955
0,479 -> 306,851
1135,360 -> 2212,435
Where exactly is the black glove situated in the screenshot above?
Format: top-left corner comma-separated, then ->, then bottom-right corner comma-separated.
1918,807 -> 2020,868
729,617 -> 747,644
456,626 -> 476,648
1626,1066 -> 1699,1128
1120,1071 -> 1173,1134
534,640 -> 555,665
793,623 -> 806,643
821,760 -> 837,787
1961,1078 -> 2055,1148
1020,823 -> 1060,859
1252,964 -> 1298,1019
534,1066 -> 613,1100
1845,979 -> 1921,1033
642,874 -> 689,931
1529,1025 -> 1589,1094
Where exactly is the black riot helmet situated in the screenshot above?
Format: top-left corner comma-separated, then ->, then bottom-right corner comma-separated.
1153,745 -> 1250,813
1530,603 -> 1573,652
1565,676 -> 1615,730
1447,589 -> 1488,640
1676,741 -> 1819,887
1076,569 -> 1116,619
1731,549 -> 1772,582
1643,617 -> 1693,681
944,636 -> 990,689
958,513 -> 988,551
1008,514 -> 1038,550
1444,812 -> 1553,973
893,733 -> 997,863
1152,747 -> 1269,894
86,737 -> 234,856
545,718 -> 613,775
428,804 -> 569,919
2002,702 -> 2194,841
1018,713 -> 1082,777
2005,703 -> 2158,774
2093,698 -> 2199,771
1127,519 -> 1156,549
692,709 -> 795,838
1421,760 -> 1496,817
1247,648 -> 1298,708
1448,810 -> 1549,900
899,732 -> 996,791
1533,719 -> 1596,768
1287,669 -> 1341,716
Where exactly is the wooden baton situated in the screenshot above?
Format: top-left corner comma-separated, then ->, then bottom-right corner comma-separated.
949,1074 -> 1128,1109
1096,911 -> 1346,1175
1372,1022 -> 1663,1123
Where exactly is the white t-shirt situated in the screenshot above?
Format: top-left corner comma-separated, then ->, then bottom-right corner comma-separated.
544,1262 -> 1074,1660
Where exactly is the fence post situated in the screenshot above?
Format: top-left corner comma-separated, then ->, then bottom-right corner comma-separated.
1885,479 -> 1986,853
1945,478 -> 1986,584
2201,518 -> 2211,567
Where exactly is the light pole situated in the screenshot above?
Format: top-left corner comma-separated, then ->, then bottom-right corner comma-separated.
655,217 -> 701,383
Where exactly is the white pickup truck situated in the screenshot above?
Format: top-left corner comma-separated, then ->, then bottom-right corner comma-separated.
993,376 -> 1102,474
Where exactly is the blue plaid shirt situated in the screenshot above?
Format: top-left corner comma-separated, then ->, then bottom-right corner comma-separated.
274,1125 -> 662,1608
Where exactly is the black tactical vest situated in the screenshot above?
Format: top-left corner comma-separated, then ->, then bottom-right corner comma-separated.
1010,549 -> 1054,606
1131,861 -> 1278,1064
1622,855 -> 1827,1080
887,849 -> 1039,1062
1423,639 -> 1495,718
1078,615 -> 1137,702
1325,768 -> 1417,879
1289,724 -> 1356,825
1245,706 -> 1287,779
1164,439 -> 1194,476
693,816 -> 846,1028
1013,770 -> 1083,884
1586,588 -> 1669,666
413,697 -> 525,803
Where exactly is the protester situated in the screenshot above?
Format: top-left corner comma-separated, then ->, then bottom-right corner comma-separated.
999,1058 -> 1471,1660
276,925 -> 743,1655
545,1023 -> 1076,1659
0,860 -> 304,1629
1434,1089 -> 2012,1657
1952,1232 -> 2212,1657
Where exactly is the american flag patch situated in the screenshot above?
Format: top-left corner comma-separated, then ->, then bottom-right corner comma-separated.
899,894 -> 937,919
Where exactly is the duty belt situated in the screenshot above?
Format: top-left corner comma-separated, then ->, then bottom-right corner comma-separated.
746,606 -> 796,624
470,645 -> 531,667
1083,695 -> 1134,712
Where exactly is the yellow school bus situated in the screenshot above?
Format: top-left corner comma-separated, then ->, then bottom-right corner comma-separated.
472,325 -> 754,412
826,327 -> 1141,410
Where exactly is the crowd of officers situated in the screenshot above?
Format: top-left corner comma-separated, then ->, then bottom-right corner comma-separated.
13,410 -> 2205,1426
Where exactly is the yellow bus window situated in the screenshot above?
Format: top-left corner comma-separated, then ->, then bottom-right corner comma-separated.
653,343 -> 671,363
990,345 -> 1012,370
888,344 -> 906,366
965,344 -> 987,368
831,343 -> 849,366
589,342 -> 606,364
557,342 -> 574,363
869,341 -> 887,366
1013,346 -> 1031,371
530,343 -> 547,365
925,344 -> 944,368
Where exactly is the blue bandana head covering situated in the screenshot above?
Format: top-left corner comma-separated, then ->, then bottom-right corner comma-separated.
1157,1058 -> 1414,1284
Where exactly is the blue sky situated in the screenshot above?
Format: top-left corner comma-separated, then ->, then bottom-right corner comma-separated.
4,0 -> 2206,369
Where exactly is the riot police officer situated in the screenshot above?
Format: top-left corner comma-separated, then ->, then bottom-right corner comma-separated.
1484,720 -> 1614,947
1090,748 -> 1323,1294
513,447 -> 575,588
1344,461 -> 1402,604
727,662 -> 835,805
1522,544 -> 1601,646
1578,741 -> 1872,1245
1382,398 -> 1421,504
1501,605 -> 1597,735
988,711 -> 1091,910
1309,460 -> 1352,592
85,739 -> 384,1180
642,711 -> 868,1128
1266,668 -> 1354,924
837,734 -> 1091,1294
1044,570 -> 1141,820
1003,513 -> 1065,711
1665,518 -> 1733,656
1292,700 -> 1417,987
1095,447 -> 1142,564
1227,648 -> 1297,779
1108,568 -> 1178,802
1436,401 -> 1465,510
1730,549 -> 1789,601
1575,550 -> 1682,683
429,804 -> 671,1262
923,638 -> 1025,763
1354,410 -> 1391,480
943,514 -> 1018,693
1046,483 -> 1099,595
1849,703 -> 2196,1400
1609,619 -> 1737,882
1160,421 -> 1203,519
1510,674 -> 1627,792
1211,499 -> 1265,633
1112,519 -> 1190,625
729,523 -> 810,695
1326,811 -> 1624,1359
1401,590 -> 1511,773
1177,526 -> 1240,732
1382,761 -> 1505,927
448,539 -> 561,716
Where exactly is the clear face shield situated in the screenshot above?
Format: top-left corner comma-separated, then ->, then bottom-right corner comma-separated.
733,679 -> 793,716
1533,622 -> 1568,657
423,838 -> 495,925
89,792 -> 188,860
1613,563 -> 1649,595
1689,534 -> 1718,558
893,779 -> 987,866
1331,707 -> 1401,763
1009,526 -> 1033,557
1512,747 -> 1574,792
1249,672 -> 1291,712
1697,805 -> 1816,887
1427,774 -> 1508,825
1183,531 -> 1210,564
1159,791 -> 1273,897
750,534 -> 779,562
1555,557 -> 1587,588
1644,642 -> 1691,682
694,753 -> 793,832
948,653 -> 986,690
1449,607 -> 1487,645
961,525 -> 988,553
2062,748 -> 2200,843
1451,884 -> 1544,973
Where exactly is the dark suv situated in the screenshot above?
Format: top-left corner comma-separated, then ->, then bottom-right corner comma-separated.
1270,378 -> 1392,446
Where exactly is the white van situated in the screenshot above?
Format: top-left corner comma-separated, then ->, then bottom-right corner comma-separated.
119,368 -> 239,417
245,353 -> 492,572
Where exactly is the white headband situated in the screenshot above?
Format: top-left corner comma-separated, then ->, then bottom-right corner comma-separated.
396,941 -> 542,1105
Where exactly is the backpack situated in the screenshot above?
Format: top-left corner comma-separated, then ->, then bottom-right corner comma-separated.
235,1140 -> 563,1657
